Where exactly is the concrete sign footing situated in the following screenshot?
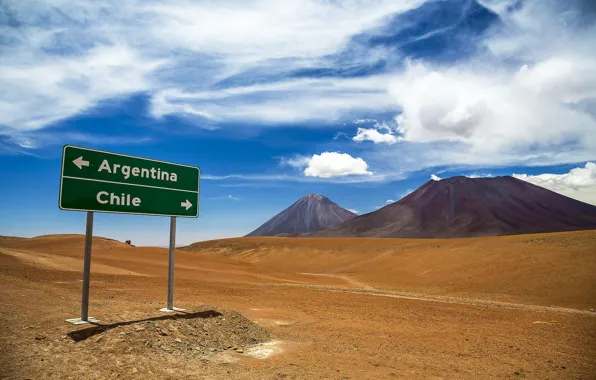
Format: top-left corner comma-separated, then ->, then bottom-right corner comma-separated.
159,307 -> 186,313
65,317 -> 100,325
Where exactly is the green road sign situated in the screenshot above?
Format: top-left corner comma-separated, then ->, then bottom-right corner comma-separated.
59,145 -> 200,217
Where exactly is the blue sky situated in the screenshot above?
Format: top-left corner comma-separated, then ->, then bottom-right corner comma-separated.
1,0 -> 595,245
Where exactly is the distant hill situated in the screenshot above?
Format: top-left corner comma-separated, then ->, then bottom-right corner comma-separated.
246,194 -> 356,236
312,176 -> 596,238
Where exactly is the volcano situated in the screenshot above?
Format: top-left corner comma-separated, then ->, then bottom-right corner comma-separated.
246,194 -> 356,236
312,176 -> 596,238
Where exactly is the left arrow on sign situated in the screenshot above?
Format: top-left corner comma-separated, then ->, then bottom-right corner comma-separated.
181,200 -> 192,210
73,156 -> 90,169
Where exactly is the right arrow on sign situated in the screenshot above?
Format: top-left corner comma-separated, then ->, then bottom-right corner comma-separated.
73,156 -> 90,169
181,200 -> 192,210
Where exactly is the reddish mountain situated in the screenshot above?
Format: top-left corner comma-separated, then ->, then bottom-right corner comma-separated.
312,176 -> 596,238
246,194 -> 356,236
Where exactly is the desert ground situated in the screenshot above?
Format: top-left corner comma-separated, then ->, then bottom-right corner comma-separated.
1,231 -> 595,379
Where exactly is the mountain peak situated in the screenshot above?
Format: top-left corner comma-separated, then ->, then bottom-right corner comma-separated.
246,194 -> 356,237
303,193 -> 325,200
313,175 -> 596,238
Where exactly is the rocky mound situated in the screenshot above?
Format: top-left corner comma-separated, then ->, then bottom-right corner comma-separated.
68,306 -> 270,359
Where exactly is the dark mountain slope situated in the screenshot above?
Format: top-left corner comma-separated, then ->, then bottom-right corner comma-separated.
313,176 -> 596,238
246,194 -> 356,236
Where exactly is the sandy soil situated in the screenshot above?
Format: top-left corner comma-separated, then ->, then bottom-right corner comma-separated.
0,231 -> 595,379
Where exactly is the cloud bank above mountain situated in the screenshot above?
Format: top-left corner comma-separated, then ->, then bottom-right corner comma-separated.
514,162 -> 596,205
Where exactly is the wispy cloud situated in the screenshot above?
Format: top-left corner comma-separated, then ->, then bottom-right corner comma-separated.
204,194 -> 240,201
333,132 -> 349,140
1,0 -> 423,134
1,42 -> 165,131
203,171 -> 387,184
1,131 -> 154,150
150,76 -> 396,125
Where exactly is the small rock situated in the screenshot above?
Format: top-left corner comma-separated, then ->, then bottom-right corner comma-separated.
159,329 -> 168,336
131,367 -> 138,374
135,326 -> 145,332
35,336 -> 46,341
174,338 -> 182,343
236,349 -> 244,353
590,309 -> 595,312
193,347 -> 202,351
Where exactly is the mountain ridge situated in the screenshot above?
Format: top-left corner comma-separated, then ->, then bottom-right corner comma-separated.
311,176 -> 596,238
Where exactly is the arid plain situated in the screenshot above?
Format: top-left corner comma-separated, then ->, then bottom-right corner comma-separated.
1,231 -> 595,379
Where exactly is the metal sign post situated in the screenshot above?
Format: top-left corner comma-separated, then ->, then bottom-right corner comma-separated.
65,212 -> 100,325
160,217 -> 185,313
60,145 -> 199,324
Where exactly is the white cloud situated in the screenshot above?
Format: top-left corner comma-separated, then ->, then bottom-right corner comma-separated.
281,152 -> 375,178
353,121 -> 399,144
1,0 -> 424,132
303,152 -> 373,178
389,57 -> 596,162
361,1 -> 596,175
386,199 -> 396,204
431,174 -> 442,181
347,209 -> 359,214
2,0 -> 595,183
399,188 -> 414,198
466,173 -> 493,178
228,195 -> 240,201
513,162 -> 596,205
353,127 -> 398,144
141,0 -> 423,64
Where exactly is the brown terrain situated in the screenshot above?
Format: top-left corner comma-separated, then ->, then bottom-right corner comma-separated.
1,231 -> 595,379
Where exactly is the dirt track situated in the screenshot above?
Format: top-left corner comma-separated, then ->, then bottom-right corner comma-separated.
1,232 -> 595,379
